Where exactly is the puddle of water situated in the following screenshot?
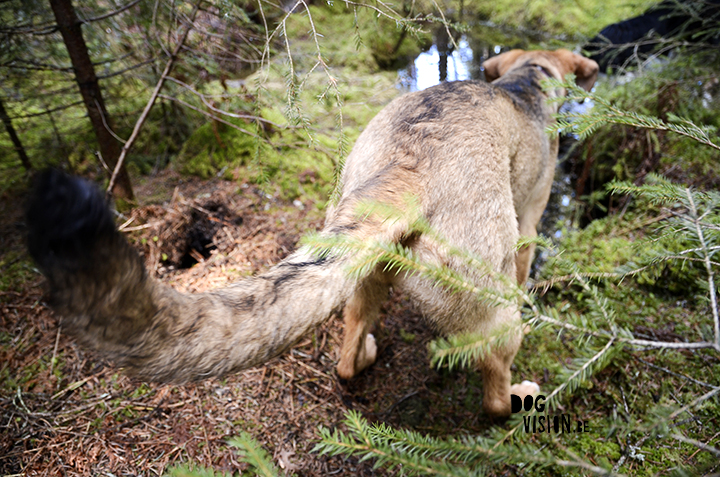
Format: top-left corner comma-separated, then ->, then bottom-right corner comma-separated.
397,26 -> 533,92
398,36 -> 474,91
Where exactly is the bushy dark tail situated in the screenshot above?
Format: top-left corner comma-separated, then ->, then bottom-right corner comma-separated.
26,170 -> 356,382
28,170 -> 120,278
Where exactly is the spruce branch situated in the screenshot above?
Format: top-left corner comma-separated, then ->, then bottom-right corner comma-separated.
429,323 -> 522,371
541,335 -> 617,411
315,411 -> 475,476
607,179 -> 720,350
297,0 -> 348,205
317,411 -> 623,476
546,76 -> 720,152
228,432 -> 280,477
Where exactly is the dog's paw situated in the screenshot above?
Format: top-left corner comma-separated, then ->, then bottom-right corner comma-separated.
362,333 -> 377,366
510,380 -> 540,400
336,333 -> 378,380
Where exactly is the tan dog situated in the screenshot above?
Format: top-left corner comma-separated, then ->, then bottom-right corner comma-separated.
27,49 -> 598,417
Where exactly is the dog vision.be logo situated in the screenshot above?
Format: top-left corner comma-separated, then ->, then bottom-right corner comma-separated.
512,392 -> 590,434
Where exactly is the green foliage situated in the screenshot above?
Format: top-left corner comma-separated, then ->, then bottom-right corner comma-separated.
548,77 -> 720,152
175,65 -> 397,202
305,101 -> 720,475
172,2 -> 415,203
315,410 -> 611,475
610,175 -> 720,292
467,0 -> 654,38
546,53 -> 720,213
429,324 -> 520,372
165,433 -> 281,477
227,433 -> 281,477
281,3 -> 430,73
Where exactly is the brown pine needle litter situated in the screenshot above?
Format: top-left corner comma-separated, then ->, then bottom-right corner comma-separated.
1,173 -> 495,476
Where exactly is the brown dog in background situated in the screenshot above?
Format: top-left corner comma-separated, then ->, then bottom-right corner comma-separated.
27,49 -> 598,417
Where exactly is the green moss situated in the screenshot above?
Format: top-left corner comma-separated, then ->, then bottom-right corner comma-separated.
176,120 -> 258,179
0,252 -> 35,292
176,28 -> 400,204
469,0 -> 654,38
541,215 -> 636,278
571,431 -> 622,460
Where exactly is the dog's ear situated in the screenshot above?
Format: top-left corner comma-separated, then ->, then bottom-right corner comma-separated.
573,56 -> 599,91
483,49 -> 526,82
551,50 -> 599,91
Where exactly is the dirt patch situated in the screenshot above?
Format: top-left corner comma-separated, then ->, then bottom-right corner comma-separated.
0,175 -> 499,476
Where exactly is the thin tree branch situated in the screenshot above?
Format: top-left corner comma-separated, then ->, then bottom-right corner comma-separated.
164,76 -> 283,127
79,0 -> 142,24
666,386 -> 720,423
8,100 -> 83,119
94,99 -> 127,144
670,434 -> 720,459
0,60 -> 74,72
533,313 -> 718,350
96,57 -> 157,80
0,0 -> 142,36
157,94 -> 260,138
107,2 -> 201,195
0,97 -> 32,170
685,188 -> 720,350
637,357 -> 719,390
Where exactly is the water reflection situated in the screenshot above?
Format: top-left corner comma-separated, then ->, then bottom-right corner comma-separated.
396,25 -> 527,92
398,36 -> 474,91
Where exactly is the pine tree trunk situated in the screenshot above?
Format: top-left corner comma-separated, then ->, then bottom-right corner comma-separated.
0,96 -> 32,171
48,0 -> 135,201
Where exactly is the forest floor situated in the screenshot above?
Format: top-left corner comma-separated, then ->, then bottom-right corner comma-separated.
0,171 -> 509,476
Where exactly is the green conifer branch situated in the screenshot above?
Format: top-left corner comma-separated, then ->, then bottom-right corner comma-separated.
302,124 -> 720,474
228,433 -> 281,477
546,77 -> 720,152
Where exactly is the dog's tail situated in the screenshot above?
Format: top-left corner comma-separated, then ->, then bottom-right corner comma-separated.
26,170 -> 356,382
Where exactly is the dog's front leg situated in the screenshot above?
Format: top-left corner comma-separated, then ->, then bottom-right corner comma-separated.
516,202 -> 547,285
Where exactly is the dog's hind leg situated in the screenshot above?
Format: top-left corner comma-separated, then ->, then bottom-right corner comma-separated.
336,273 -> 390,379
478,306 -> 539,417
477,306 -> 522,417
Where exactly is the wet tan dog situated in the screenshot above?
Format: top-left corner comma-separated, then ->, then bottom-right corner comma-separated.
27,49 -> 598,417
